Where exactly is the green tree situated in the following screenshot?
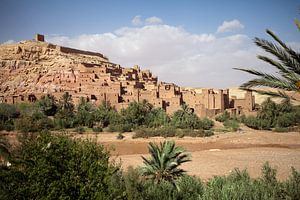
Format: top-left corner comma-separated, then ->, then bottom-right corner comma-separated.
94,101 -> 113,127
141,141 -> 191,184
234,24 -> 300,100
37,94 -> 57,116
145,108 -> 170,127
121,100 -> 153,126
0,133 -> 126,200
257,98 -> 278,126
0,103 -> 19,131
171,104 -> 200,129
58,92 -> 74,114
76,97 -> 95,127
55,92 -> 75,128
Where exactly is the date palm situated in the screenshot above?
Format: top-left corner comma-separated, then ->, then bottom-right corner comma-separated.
141,140 -> 191,184
234,23 -> 300,101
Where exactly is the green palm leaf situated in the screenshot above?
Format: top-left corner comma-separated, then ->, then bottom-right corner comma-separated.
141,140 -> 191,184
234,24 -> 300,101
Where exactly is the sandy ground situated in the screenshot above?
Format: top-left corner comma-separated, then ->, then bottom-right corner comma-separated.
3,128 -> 300,181
73,128 -> 300,181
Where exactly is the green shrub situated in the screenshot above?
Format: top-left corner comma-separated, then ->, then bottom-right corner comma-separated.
15,116 -> 54,133
133,127 -> 213,138
133,126 -> 176,138
224,119 -> 240,131
215,111 -> 230,122
276,112 -> 296,128
244,116 -> 272,130
284,167 -> 300,200
145,108 -> 170,128
198,117 -> 214,130
0,103 -> 19,121
92,126 -> 103,133
108,123 -> 133,133
0,133 -> 125,200
121,100 -> 153,126
75,126 -> 85,134
273,127 -> 289,132
0,119 -> 15,131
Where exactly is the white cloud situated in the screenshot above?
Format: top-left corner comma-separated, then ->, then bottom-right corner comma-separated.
131,15 -> 142,26
46,19 -> 277,88
217,19 -> 244,33
2,40 -> 15,44
145,16 -> 163,25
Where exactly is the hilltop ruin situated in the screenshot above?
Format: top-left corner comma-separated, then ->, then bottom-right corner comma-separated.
0,34 -> 256,117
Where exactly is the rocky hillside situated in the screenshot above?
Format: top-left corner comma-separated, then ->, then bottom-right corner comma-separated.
0,39 -> 109,96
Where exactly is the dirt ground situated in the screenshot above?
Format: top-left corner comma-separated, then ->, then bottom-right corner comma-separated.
3,127 -> 300,181
73,127 -> 300,181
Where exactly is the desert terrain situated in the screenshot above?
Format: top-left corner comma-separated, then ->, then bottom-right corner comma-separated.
3,126 -> 300,181
70,126 -> 300,181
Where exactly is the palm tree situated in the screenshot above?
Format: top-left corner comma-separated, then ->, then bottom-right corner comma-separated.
58,92 -> 74,113
141,140 -> 191,184
234,22 -> 300,101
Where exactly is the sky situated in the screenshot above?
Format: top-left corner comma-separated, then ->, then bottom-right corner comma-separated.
1,0 -> 299,88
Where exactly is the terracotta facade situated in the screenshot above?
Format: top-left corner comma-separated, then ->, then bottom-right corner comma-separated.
0,34 -> 256,117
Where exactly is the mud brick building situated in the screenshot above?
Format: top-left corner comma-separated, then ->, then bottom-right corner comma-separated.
0,34 -> 256,117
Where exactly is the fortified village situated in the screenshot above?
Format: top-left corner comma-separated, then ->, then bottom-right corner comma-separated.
0,34 -> 256,118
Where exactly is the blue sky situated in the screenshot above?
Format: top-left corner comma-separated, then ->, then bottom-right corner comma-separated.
1,0 -> 300,87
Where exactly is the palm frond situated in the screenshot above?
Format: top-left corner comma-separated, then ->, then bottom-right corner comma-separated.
254,38 -> 300,75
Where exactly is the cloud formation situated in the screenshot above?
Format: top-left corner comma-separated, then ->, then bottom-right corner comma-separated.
145,16 -> 163,25
217,19 -> 244,33
131,15 -> 142,26
46,18 -> 273,88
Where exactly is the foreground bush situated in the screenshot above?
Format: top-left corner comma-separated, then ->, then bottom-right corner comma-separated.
0,133 -> 125,200
122,163 -> 300,200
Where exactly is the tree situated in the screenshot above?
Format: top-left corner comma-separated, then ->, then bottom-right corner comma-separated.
76,97 -> 95,127
234,22 -> 300,101
121,100 -> 153,126
145,108 -> 170,127
94,101 -> 113,127
0,133 -> 125,200
171,104 -> 200,129
37,94 -> 57,116
58,92 -> 74,114
55,92 -> 75,128
141,141 -> 191,185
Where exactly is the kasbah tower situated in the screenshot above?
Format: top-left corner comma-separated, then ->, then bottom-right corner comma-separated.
0,34 -> 256,118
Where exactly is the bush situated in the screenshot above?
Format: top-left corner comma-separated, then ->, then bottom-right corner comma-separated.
276,112 -> 296,128
0,103 -> 19,121
215,111 -> 230,122
108,123 -> 133,133
133,127 -> 213,138
197,117 -> 214,130
0,119 -> 14,131
92,126 -> 103,133
121,100 -> 153,126
244,116 -> 272,130
145,108 -> 170,128
273,127 -> 289,132
224,119 -> 240,132
0,133 -> 125,200
75,126 -> 85,134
